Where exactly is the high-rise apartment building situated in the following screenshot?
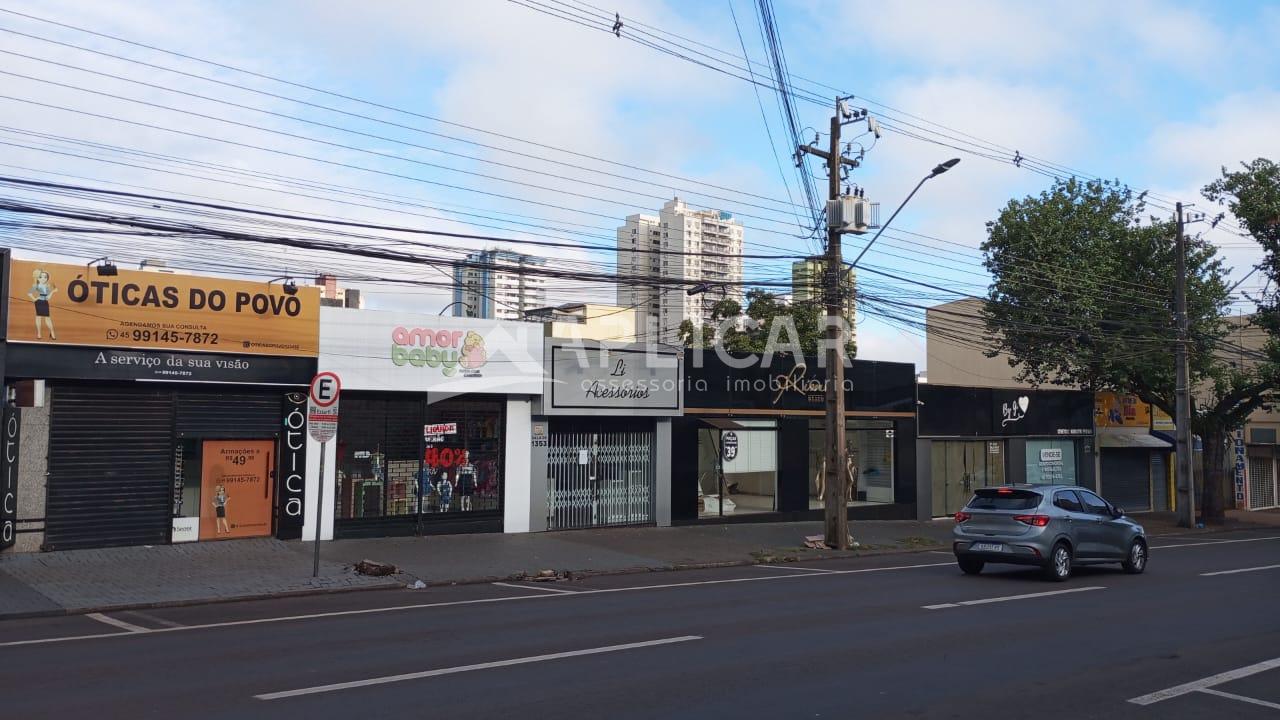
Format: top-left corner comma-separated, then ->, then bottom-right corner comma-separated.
791,256 -> 856,345
452,249 -> 547,320
617,197 -> 744,344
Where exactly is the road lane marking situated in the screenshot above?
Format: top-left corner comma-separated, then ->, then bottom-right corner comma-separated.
1197,688 -> 1280,710
120,611 -> 185,629
1128,656 -> 1280,705
923,586 -> 1104,610
491,582 -> 577,594
0,560 -> 955,648
1151,535 -> 1280,550
756,564 -> 841,573
1201,563 -> 1280,577
254,635 -> 703,700
85,613 -> 150,633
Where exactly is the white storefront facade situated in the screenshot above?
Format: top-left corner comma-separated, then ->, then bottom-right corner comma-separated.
304,307 -> 543,540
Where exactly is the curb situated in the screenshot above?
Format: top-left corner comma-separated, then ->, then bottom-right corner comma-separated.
0,577 -> 406,622
0,543 -> 946,622
5,523 -> 1272,622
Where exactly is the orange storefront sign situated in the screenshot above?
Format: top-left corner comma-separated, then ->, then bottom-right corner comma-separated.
1094,391 -> 1153,428
199,440 -> 275,541
7,259 -> 318,356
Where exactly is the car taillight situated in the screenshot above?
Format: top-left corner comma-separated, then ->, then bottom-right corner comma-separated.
1013,514 -> 1050,527
954,511 -> 971,523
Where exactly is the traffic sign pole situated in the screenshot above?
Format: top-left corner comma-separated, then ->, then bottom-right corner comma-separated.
313,441 -> 325,577
307,372 -> 341,577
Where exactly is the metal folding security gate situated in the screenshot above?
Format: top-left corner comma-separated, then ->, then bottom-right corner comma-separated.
547,430 -> 655,529
1247,456 -> 1278,510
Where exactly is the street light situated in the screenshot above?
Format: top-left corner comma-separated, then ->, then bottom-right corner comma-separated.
848,158 -> 960,268
439,300 -> 475,317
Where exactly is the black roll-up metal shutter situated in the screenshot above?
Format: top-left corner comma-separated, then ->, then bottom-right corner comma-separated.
175,390 -> 279,437
1100,449 -> 1151,512
46,386 -> 174,550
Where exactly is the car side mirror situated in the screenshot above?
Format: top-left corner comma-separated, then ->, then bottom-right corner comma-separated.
1112,507 -> 1125,518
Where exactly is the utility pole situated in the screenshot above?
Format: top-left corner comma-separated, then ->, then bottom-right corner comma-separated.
1174,201 -> 1196,528
798,99 -> 860,549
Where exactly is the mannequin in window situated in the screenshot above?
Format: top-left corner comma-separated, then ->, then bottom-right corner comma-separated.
437,471 -> 453,512
457,461 -> 476,511
814,449 -> 858,503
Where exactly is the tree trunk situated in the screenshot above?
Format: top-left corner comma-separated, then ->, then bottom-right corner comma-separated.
1199,428 -> 1231,523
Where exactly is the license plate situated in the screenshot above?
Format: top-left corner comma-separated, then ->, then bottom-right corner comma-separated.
970,542 -> 1003,553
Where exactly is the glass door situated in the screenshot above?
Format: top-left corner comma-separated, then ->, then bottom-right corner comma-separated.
931,441 -> 1005,516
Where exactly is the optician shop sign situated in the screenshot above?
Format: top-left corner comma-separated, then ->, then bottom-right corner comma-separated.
4,344 -> 317,385
318,307 -> 543,394
542,342 -> 683,416
6,259 -> 319,357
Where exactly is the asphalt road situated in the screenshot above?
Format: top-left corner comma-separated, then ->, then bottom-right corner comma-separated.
2,528 -> 1279,719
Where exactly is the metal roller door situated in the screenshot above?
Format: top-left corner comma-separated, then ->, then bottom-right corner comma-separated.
1100,449 -> 1151,512
46,386 -> 174,550
547,430 -> 654,530
1150,453 -> 1170,511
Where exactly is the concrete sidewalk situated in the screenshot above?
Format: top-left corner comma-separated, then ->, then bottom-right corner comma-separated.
0,539 -> 401,619
308,519 -> 956,585
2,511 -> 1276,620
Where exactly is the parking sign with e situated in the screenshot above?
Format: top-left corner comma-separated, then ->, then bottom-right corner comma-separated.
308,372 -> 341,442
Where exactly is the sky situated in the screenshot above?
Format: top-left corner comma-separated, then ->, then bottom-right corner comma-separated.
0,0 -> 1277,371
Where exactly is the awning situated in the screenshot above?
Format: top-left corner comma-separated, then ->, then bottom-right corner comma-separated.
700,418 -> 747,430
1098,427 -> 1173,449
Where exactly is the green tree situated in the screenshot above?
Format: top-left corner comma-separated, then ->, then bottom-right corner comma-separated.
677,288 -> 855,356
1204,159 -> 1280,336
982,177 -> 1277,521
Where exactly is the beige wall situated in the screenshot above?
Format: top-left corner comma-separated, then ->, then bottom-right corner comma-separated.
925,298 -> 1036,389
547,304 -> 637,342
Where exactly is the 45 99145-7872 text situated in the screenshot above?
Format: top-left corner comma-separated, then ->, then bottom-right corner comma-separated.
107,329 -> 220,345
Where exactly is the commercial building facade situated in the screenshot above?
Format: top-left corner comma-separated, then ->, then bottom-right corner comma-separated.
530,340 -> 682,530
917,384 -> 1096,519
311,307 -> 543,540
4,255 -> 320,551
674,351 -> 918,523
617,197 -> 744,345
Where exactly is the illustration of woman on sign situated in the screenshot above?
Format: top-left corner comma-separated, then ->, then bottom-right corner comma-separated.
213,485 -> 230,535
27,268 -> 57,340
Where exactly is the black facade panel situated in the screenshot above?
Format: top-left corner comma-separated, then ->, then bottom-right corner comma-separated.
918,384 -> 1094,438
46,386 -> 173,550
175,390 -> 281,438
893,417 -> 918,505
669,416 -> 701,522
776,417 -> 810,512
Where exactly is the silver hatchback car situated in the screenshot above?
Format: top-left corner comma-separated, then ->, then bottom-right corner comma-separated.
953,485 -> 1147,581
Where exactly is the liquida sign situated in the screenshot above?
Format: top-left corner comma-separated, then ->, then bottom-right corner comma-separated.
391,326 -> 488,377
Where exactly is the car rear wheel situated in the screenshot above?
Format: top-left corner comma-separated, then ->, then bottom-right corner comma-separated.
957,556 -> 984,575
1043,542 -> 1072,582
1122,539 -> 1147,574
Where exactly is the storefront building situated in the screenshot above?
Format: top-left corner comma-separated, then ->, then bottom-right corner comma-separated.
1094,392 -> 1173,513
529,340 -> 681,530
918,384 -> 1095,518
673,351 -> 917,524
312,307 -> 543,540
4,256 -> 320,551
